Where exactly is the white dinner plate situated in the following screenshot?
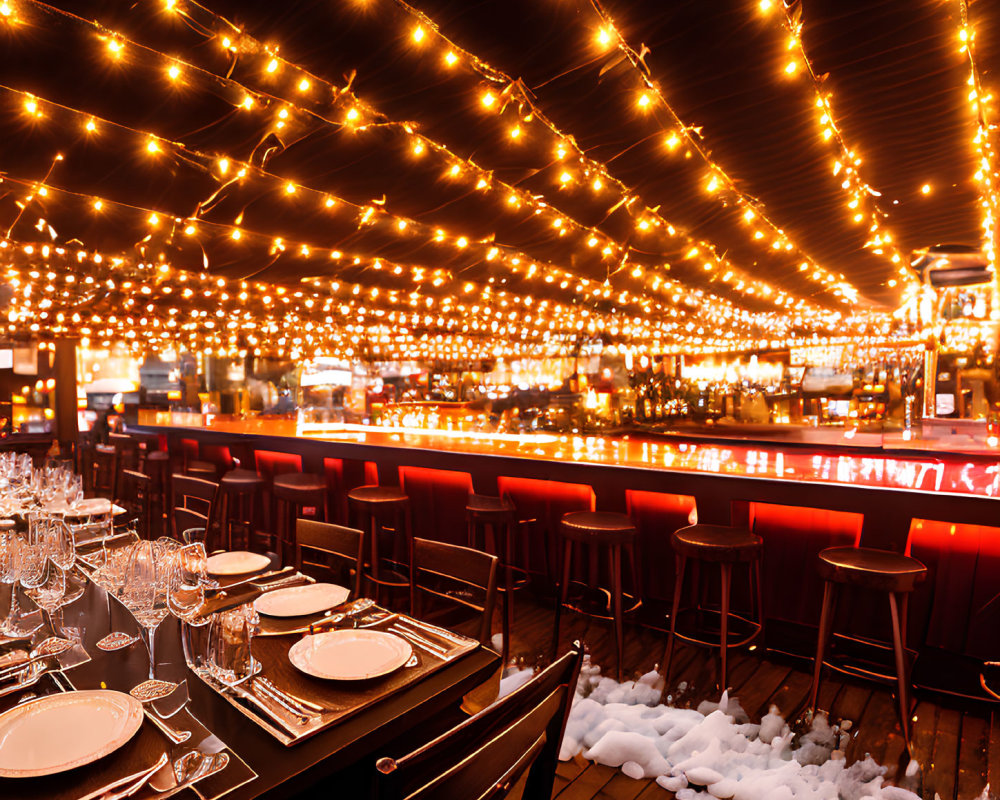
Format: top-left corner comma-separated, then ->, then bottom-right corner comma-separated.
0,689 -> 143,778
72,498 -> 113,516
206,550 -> 272,577
289,629 -> 412,680
254,583 -> 350,618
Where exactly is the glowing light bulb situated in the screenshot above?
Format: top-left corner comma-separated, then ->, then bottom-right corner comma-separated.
266,58 -> 278,73
346,108 -> 359,121
167,64 -> 180,80
297,78 -> 310,92
509,126 -> 521,139
759,0 -> 772,10
107,38 -> 123,58
449,164 -> 460,177
637,93 -> 651,109
148,213 -> 159,227
481,92 -> 496,108
217,158 -> 230,175
325,197 -> 335,208
592,178 -> 603,191
444,51 -> 458,67
146,138 -> 160,154
412,26 -> 425,43
665,133 -> 680,150
921,183 -> 931,195
596,28 -> 612,48
456,237 -> 468,248
93,200 -> 103,211
559,171 -> 572,184
784,60 -> 797,75
241,95 -> 254,110
412,141 -> 425,155
231,229 -> 241,240
184,225 -> 196,236
85,118 -> 97,132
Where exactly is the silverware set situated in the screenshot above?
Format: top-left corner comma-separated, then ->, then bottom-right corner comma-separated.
75,747 -> 231,800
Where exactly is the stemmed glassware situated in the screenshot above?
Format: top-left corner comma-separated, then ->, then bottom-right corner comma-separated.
0,524 -> 40,637
18,527 -> 67,637
122,540 -> 169,680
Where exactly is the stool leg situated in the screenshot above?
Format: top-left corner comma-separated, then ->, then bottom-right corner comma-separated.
719,562 -> 732,692
612,544 -> 624,683
626,541 -> 642,602
502,522 -> 515,665
553,539 -> 572,659
660,553 -> 687,684
809,580 -> 837,713
752,558 -> 765,642
888,592 -> 912,749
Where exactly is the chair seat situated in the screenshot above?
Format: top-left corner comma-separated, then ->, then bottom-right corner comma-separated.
348,485 -> 408,505
95,444 -> 115,456
671,524 -> 762,562
146,451 -> 169,462
466,493 -> 513,514
560,511 -> 636,544
817,546 -> 927,592
221,468 -> 266,491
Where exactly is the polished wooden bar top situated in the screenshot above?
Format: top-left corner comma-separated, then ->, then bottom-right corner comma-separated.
137,411 -> 1000,500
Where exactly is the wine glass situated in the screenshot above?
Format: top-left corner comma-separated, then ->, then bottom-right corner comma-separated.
18,532 -> 66,638
122,541 -> 169,680
0,526 -> 40,637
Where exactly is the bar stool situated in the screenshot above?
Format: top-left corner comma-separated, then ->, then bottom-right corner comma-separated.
808,546 -> 927,749
348,485 -> 411,609
90,443 -> 117,498
144,451 -> 170,538
554,511 -> 641,682
466,494 -> 526,663
218,469 -> 267,552
661,524 -> 763,691
273,472 -> 327,565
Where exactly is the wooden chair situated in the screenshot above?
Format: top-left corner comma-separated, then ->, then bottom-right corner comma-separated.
109,432 -> 140,475
294,519 -> 363,597
171,474 -> 219,543
118,469 -> 152,538
410,538 -> 498,648
374,644 -> 583,800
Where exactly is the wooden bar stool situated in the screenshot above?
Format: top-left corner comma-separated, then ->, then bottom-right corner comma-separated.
218,468 -> 266,552
466,493 -> 526,663
809,546 -> 927,749
348,485 -> 411,609
273,472 -> 327,566
90,443 -> 117,498
661,524 -> 764,692
554,511 -> 641,681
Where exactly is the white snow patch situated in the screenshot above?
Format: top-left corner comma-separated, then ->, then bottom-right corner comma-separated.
556,657 -> 933,800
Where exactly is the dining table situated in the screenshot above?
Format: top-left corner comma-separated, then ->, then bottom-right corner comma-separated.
0,557 -> 501,799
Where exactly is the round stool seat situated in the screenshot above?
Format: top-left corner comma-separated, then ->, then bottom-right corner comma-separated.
187,459 -> 218,479
817,546 -> 926,593
672,524 -> 761,563
95,444 -> 115,455
221,468 -> 266,491
273,472 -> 326,504
146,451 -> 169,463
348,485 -> 408,505
466,493 -> 514,518
561,511 -> 636,544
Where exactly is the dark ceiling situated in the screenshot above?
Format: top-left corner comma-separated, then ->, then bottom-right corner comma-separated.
0,0 -> 991,326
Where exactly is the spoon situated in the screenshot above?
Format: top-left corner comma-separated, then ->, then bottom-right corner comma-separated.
308,598 -> 375,634
149,751 -> 229,793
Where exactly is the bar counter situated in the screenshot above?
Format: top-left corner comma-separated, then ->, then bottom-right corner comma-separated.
134,410 -> 1000,698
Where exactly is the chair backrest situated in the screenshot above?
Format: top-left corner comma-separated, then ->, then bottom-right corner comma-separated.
410,537 -> 498,646
109,432 -> 140,472
295,519 -> 364,597
119,469 -> 152,537
171,474 -> 219,541
375,645 -> 583,800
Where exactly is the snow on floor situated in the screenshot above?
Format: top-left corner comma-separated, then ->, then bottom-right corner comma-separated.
503,658 -> 992,799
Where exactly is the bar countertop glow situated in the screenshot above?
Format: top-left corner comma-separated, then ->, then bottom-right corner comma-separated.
138,411 -> 1000,500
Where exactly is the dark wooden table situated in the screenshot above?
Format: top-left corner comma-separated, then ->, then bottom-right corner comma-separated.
44,578 -> 500,799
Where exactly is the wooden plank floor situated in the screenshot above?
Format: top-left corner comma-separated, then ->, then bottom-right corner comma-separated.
500,595 -> 995,800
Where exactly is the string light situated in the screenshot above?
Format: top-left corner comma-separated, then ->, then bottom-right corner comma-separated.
761,1 -> 913,291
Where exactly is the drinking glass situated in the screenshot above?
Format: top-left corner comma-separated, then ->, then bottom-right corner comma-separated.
19,546 -> 66,637
123,541 -> 169,680
169,543 -> 211,670
0,528 -> 39,637
208,604 -> 259,686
